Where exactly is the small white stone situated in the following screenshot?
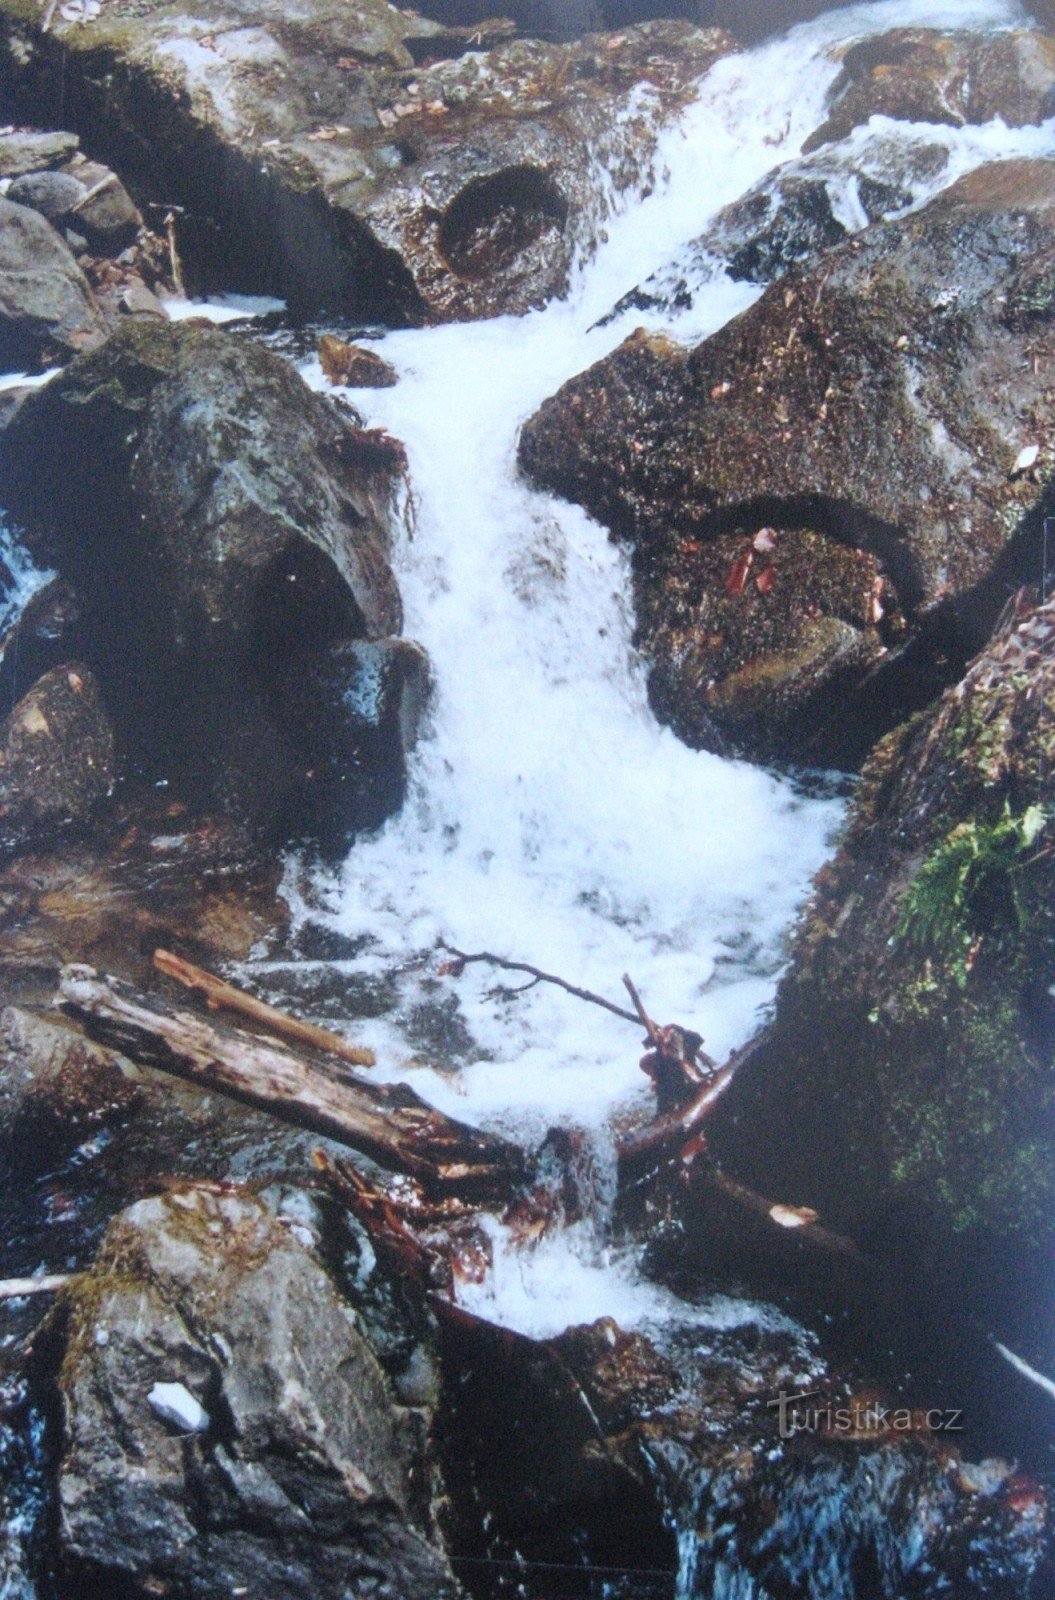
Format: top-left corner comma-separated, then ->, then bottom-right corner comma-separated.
148,1381 -> 210,1434
1013,444 -> 1040,476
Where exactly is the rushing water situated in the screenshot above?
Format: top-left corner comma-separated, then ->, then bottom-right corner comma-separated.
3,1 -> 1054,1593
234,0 -> 1055,1344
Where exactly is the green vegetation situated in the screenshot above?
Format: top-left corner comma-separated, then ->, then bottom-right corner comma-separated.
895,802 -> 1049,987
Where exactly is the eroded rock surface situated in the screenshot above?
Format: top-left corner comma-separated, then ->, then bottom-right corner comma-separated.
0,666 -> 114,856
804,28 -> 1055,153
522,159 -> 1055,762
55,1185 -> 458,1599
0,0 -> 732,323
0,320 -> 420,842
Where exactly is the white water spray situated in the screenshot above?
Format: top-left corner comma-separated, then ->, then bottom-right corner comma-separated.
248,0 -> 1051,1340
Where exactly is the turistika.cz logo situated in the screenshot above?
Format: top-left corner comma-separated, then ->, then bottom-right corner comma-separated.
767,1390 -> 965,1442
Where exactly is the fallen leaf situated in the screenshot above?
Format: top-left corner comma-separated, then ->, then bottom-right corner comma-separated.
724,549 -> 753,596
769,1203 -> 820,1229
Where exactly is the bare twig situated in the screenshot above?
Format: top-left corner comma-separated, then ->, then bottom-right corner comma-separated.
154,948 -> 375,1068
440,946 -> 641,1026
622,972 -> 661,1046
0,1275 -> 72,1300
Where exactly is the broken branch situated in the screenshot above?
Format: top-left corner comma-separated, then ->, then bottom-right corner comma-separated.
153,948 -> 376,1068
440,946 -> 642,1026
60,965 -> 524,1197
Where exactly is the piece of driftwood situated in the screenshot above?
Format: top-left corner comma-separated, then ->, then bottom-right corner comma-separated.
59,966 -> 524,1196
0,1275 -> 73,1300
153,948 -> 376,1068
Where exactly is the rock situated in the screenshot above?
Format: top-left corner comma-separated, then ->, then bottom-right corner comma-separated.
603,132 -> 946,322
804,28 -> 1055,154
278,638 -> 431,852
0,666 -> 114,856
520,159 -> 1055,764
0,128 -> 79,179
319,333 -> 397,388
0,1005 -> 136,1169
0,579 -> 87,712
62,158 -> 143,254
55,1185 -> 459,1599
5,169 -> 86,225
115,282 -> 167,319
0,0 -> 732,323
146,1382 -> 210,1434
0,320 -> 414,840
441,1305 -> 1051,1595
708,595 -> 1055,1368
0,197 -> 106,370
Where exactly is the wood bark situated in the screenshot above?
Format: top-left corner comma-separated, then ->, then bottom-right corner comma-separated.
153,948 -> 376,1068
59,965 -> 524,1197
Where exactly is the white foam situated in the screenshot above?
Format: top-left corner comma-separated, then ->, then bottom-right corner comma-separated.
280,0 -> 1044,1338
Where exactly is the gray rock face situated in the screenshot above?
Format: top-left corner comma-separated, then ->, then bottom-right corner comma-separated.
0,129 -> 79,178
0,197 -> 106,369
57,1185 -> 459,1600
521,158 -> 1055,763
0,665 -> 114,855
0,321 -> 417,842
5,170 -> 86,225
0,0 -> 732,323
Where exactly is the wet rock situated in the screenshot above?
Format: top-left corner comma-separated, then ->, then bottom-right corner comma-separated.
638,525 -> 898,760
0,666 -> 114,857
278,637 -> 431,853
521,159 -> 1055,763
0,197 -> 106,370
440,1305 -> 1050,1596
708,595 -> 1055,1373
0,320 -> 414,840
804,29 -> 1055,154
602,131 -> 946,322
55,1185 -> 459,1600
0,0 -> 732,323
319,333 -> 397,388
0,128 -> 79,179
5,170 -> 86,226
0,1006 -> 136,1170
0,580 -> 87,714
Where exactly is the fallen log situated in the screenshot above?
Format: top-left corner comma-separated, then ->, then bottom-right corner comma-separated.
153,947 -> 376,1068
58,965 -> 525,1197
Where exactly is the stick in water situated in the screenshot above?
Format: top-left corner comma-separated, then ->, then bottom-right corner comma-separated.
153,949 -> 375,1068
0,1275 -> 72,1300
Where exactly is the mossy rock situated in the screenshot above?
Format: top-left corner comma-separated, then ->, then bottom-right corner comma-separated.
709,597 -> 1055,1357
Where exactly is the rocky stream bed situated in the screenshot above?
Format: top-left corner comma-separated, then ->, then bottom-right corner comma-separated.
2,0 -> 1055,1596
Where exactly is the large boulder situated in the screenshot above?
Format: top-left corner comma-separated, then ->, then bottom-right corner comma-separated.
707,595 -> 1055,1369
0,320 -> 418,843
804,28 -> 1055,153
0,196 -> 106,369
521,159 -> 1055,763
55,1185 -> 459,1600
0,665 -> 114,856
0,0 -> 732,323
